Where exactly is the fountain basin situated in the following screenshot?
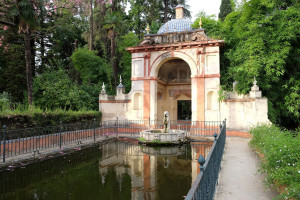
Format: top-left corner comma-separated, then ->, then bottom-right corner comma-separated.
139,129 -> 186,145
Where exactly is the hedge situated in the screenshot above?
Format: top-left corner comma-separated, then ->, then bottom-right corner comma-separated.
0,109 -> 102,130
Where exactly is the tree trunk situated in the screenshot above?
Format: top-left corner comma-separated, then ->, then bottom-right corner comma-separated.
89,0 -> 94,50
40,35 -> 45,73
30,37 -> 35,77
163,0 -> 168,23
111,31 -> 117,87
24,33 -> 33,105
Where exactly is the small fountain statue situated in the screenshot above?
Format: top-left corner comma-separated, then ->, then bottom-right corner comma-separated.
139,110 -> 185,145
163,111 -> 170,133
163,113 -> 168,133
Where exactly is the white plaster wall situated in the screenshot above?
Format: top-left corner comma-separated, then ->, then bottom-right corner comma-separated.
150,80 -> 157,120
132,59 -> 144,77
220,97 -> 270,131
99,102 -> 130,120
205,78 -> 220,121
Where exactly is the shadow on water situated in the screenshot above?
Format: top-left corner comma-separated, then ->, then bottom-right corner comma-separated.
0,140 -> 212,200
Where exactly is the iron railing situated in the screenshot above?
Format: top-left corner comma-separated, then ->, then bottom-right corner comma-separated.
1,119 -> 221,163
185,119 -> 226,200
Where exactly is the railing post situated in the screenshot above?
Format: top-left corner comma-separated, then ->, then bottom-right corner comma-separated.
3,125 -> 6,163
116,117 -> 118,137
213,132 -> 218,141
198,155 -> 205,171
93,118 -> 96,141
59,121 -> 62,148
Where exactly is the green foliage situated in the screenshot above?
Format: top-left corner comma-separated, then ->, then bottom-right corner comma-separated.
0,92 -> 11,110
43,16 -> 88,73
71,48 -> 110,85
0,106 -> 102,129
0,27 -> 27,102
192,13 -> 222,39
117,32 -> 141,92
33,69 -> 91,110
219,0 -> 234,21
216,0 -> 300,128
138,137 -> 146,141
150,21 -> 162,34
78,84 -> 101,110
250,125 -> 300,199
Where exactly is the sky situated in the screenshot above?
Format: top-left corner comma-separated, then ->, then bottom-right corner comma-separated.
186,0 -> 222,21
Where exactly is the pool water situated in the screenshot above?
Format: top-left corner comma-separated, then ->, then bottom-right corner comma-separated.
0,139 -> 212,200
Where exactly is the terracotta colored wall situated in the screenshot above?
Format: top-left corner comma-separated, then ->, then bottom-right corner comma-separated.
143,80 -> 150,119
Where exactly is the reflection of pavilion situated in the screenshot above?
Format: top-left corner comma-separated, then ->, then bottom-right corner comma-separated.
99,141 -> 156,200
98,140 -> 212,200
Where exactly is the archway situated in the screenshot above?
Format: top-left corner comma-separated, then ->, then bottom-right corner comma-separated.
156,59 -> 191,120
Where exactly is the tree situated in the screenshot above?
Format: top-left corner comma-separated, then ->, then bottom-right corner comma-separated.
103,11 -> 124,86
219,0 -> 233,21
128,0 -> 191,37
0,0 -> 45,105
0,26 -> 27,102
220,0 -> 300,128
117,32 -> 141,92
33,69 -> 94,110
71,48 -> 111,86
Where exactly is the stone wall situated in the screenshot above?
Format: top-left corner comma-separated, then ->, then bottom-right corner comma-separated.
220,81 -> 270,131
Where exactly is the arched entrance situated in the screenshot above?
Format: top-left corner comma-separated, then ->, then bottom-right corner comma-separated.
156,58 -> 192,121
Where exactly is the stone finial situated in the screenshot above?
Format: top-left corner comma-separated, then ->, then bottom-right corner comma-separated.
146,24 -> 150,34
253,76 -> 257,86
199,17 -> 202,29
250,77 -> 262,98
117,75 -> 125,94
117,75 -> 124,88
233,81 -> 238,91
101,82 -> 106,95
251,77 -> 259,91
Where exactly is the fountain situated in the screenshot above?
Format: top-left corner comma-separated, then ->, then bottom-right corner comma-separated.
139,111 -> 186,145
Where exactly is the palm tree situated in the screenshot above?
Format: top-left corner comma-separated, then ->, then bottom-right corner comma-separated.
0,0 -> 43,105
103,11 -> 123,86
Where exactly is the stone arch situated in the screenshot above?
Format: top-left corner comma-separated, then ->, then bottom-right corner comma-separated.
133,93 -> 142,110
150,51 -> 197,77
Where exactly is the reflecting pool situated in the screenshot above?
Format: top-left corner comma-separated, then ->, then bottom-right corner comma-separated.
0,139 -> 212,200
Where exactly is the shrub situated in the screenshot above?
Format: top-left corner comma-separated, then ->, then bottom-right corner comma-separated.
0,92 -> 11,110
33,69 -> 95,111
250,125 -> 300,199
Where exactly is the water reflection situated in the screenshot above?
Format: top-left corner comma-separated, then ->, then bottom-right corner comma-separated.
0,139 -> 212,200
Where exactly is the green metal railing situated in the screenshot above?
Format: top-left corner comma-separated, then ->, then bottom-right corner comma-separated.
1,119 -> 222,163
185,119 -> 226,200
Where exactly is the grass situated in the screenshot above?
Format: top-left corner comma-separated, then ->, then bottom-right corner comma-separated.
250,125 -> 300,199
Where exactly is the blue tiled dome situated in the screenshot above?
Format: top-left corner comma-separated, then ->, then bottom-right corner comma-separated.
157,19 -> 193,34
